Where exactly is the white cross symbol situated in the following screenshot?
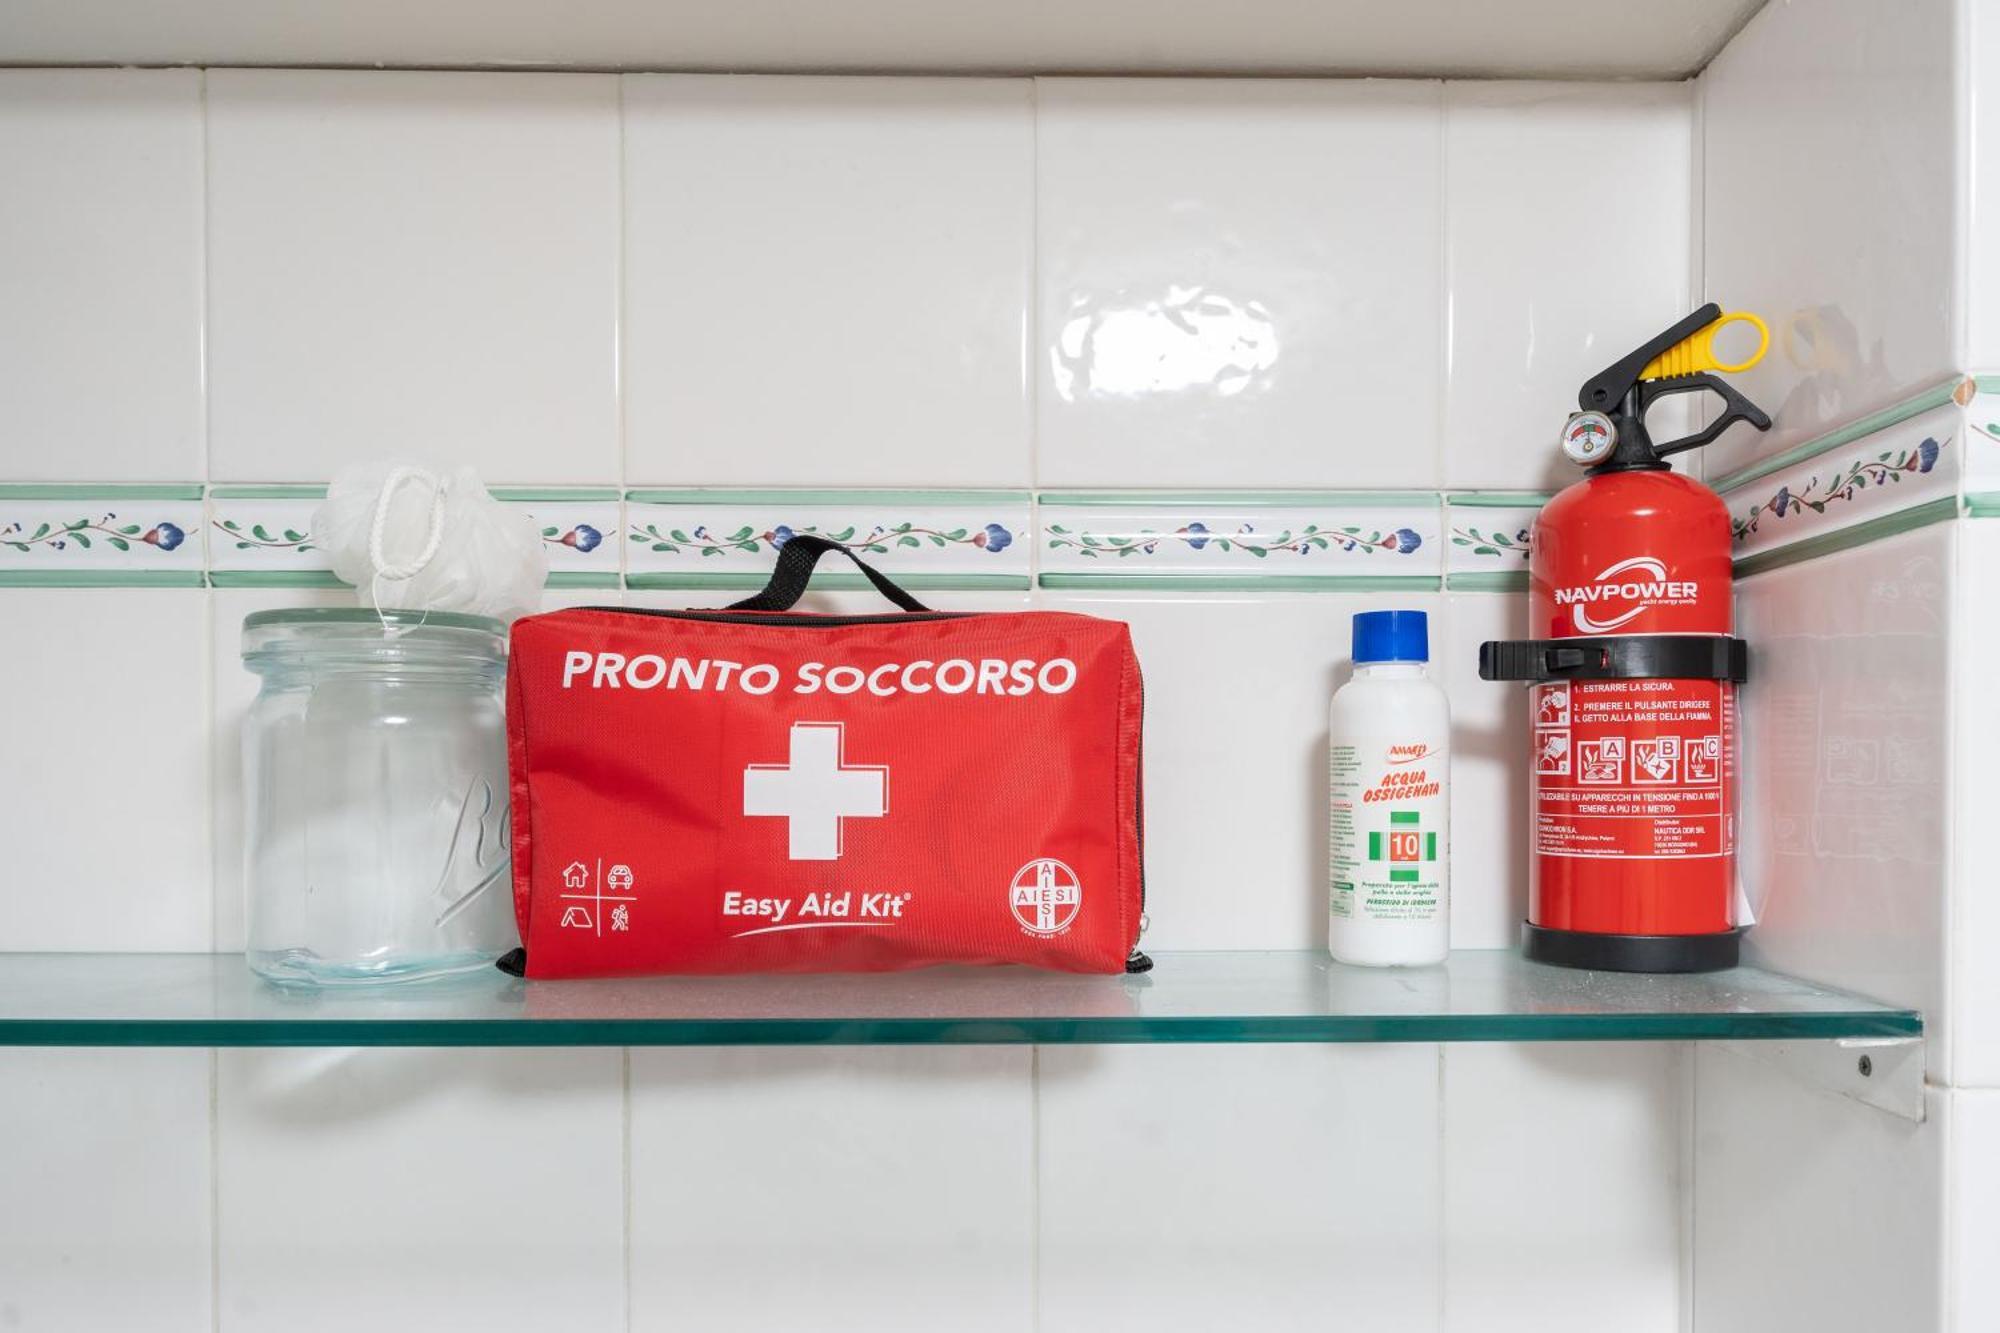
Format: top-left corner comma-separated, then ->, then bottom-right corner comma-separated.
743,722 -> 888,860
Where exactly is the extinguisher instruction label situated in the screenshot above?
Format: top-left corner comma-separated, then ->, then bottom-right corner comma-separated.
1531,680 -> 1734,859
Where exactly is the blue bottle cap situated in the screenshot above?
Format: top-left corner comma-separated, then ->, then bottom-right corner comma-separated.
1352,609 -> 1429,664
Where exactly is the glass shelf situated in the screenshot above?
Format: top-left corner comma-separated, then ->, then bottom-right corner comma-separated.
0,950 -> 1918,1047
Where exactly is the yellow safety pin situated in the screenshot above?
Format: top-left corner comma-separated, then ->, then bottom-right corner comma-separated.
1638,310 -> 1769,380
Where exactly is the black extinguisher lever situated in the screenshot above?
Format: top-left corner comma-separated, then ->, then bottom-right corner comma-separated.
1563,304 -> 1774,471
1637,372 -> 1774,460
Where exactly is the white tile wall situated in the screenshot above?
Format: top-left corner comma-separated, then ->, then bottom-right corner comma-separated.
1969,0 -> 2000,373
0,588 -> 211,950
1442,1043 -> 1681,1333
1953,519 -> 2000,1087
1037,590 -> 1447,951
1951,1088 -> 2000,1331
217,1047 -> 625,1332
1693,1044 -> 1945,1333
1699,0 -> 1961,480
0,1049 -> 212,1330
629,1047 -> 1033,1331
0,70 -> 205,481
5,55 -> 1987,1333
1035,79 -> 1445,490
1037,1043 -> 1440,1332
623,76 -> 1034,487
1733,524 -> 1954,1073
1443,82 -> 1693,491
205,70 -> 620,484
1442,592 -> 1530,950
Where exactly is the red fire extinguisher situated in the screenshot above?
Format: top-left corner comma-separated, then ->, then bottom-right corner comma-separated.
1480,304 -> 1772,972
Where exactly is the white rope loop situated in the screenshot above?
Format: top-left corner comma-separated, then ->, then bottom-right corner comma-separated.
366,465 -> 448,636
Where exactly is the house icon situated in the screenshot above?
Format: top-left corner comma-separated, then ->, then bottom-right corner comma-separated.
562,861 -> 589,889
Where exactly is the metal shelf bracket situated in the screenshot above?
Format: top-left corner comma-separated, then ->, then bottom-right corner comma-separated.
1720,1035 -> 1926,1123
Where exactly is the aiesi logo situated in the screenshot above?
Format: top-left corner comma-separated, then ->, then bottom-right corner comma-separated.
1553,556 -> 1698,633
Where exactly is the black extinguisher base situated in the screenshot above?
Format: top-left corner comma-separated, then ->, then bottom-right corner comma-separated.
1522,922 -> 1745,974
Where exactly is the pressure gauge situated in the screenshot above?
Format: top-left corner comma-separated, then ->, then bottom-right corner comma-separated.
1561,411 -> 1617,466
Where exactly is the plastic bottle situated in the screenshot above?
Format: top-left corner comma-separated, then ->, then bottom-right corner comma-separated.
1329,610 -> 1450,966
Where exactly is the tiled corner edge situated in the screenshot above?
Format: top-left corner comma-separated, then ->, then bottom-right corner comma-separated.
625,490 -> 1031,590
0,484 -> 204,585
1036,492 -> 1443,587
1721,399 -> 1961,577
206,485 -> 625,587
1962,379 -> 2000,514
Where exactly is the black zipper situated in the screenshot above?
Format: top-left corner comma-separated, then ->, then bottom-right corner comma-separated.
574,606 -> 974,628
1126,667 -> 1152,974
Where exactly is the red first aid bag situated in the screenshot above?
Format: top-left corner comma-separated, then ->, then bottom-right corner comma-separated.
501,536 -> 1147,978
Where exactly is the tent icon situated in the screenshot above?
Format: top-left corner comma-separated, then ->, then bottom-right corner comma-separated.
560,905 -> 592,930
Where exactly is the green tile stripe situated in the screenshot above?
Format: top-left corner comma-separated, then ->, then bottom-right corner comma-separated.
492,487 -> 622,502
1039,490 -> 1439,507
0,570 -> 207,588
207,570 -> 626,590
207,485 -> 327,500
208,571 -> 346,589
629,489 -> 1029,505
1389,810 -> 1420,825
1038,574 -> 1444,592
1734,497 -> 1960,580
1446,491 -> 1552,508
1368,833 -> 1383,858
1966,493 -> 2000,518
1709,375 -> 1968,496
1389,868 -> 1419,883
0,483 -> 204,500
1445,572 -> 1530,593
627,572 -> 1032,592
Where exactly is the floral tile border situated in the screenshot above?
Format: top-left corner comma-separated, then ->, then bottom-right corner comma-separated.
207,488 -> 324,577
1443,493 -> 1542,590
1037,492 -> 1442,586
1963,384 -> 2000,506
1720,401 -> 1958,571
624,490 -> 1031,590
206,485 -> 624,588
0,484 -> 204,584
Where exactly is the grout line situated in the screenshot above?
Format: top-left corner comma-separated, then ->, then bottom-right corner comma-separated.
202,560 -> 219,951
197,67 -> 213,494
1436,79 -> 1451,500
1680,1042 -> 1697,1333
1026,75 -> 1041,500
615,74 -> 629,519
209,1048 -> 221,1333
1440,1040 -> 1456,1328
622,1045 -> 633,1333
1029,1043 -> 1042,1333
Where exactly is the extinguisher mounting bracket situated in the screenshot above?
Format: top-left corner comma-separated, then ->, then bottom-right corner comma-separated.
1478,634 -> 1749,684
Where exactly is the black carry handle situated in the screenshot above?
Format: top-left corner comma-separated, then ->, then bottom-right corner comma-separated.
729,533 -> 932,614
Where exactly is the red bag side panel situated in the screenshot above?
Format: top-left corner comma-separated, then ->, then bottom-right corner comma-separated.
506,609 -> 1143,977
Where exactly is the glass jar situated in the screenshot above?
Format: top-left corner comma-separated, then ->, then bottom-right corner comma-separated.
240,609 -> 517,984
